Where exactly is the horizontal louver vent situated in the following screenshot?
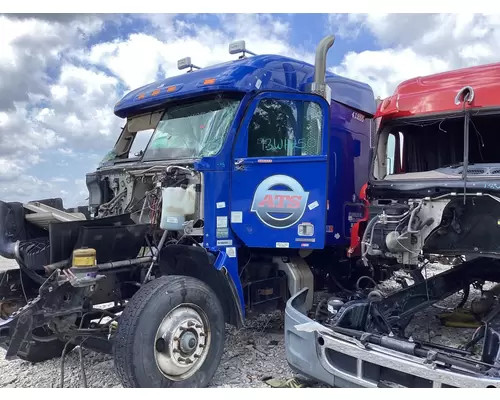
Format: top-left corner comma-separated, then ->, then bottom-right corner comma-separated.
456,167 -> 486,175
468,168 -> 486,175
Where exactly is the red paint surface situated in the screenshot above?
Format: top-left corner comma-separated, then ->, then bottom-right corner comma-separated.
348,183 -> 369,258
377,62 -> 500,120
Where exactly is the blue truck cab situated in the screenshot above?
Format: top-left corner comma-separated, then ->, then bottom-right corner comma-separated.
0,36 -> 376,388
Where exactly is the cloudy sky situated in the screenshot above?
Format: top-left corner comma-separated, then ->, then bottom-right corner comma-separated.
1,13 -> 499,207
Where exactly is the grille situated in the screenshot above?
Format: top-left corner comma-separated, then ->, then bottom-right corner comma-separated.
467,168 -> 487,175
457,167 -> 487,175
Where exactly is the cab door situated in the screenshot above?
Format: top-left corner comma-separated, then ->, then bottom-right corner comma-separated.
229,91 -> 330,249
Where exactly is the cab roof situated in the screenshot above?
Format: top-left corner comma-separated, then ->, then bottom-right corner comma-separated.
377,62 -> 500,120
114,54 -> 376,119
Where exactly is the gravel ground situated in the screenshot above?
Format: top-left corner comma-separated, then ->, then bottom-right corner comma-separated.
0,257 -> 493,388
0,256 -> 303,388
0,309 -> 297,388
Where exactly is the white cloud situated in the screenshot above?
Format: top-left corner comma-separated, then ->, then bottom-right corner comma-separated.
0,158 -> 24,181
0,14 -> 116,206
0,175 -> 57,202
80,14 -> 313,92
51,177 -> 69,183
0,14 -> 309,207
331,48 -> 450,99
4,13 -> 499,207
57,148 -> 76,157
330,13 -> 500,98
36,64 -> 122,146
85,34 -> 169,90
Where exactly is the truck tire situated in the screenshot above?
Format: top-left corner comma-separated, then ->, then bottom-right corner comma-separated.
113,275 -> 226,388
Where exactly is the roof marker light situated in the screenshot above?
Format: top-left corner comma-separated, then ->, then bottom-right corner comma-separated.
137,93 -> 146,100
228,40 -> 257,59
203,78 -> 216,85
151,89 -> 161,96
166,85 -> 177,92
177,57 -> 201,73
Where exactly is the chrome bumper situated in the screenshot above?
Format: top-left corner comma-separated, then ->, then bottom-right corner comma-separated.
284,288 -> 500,388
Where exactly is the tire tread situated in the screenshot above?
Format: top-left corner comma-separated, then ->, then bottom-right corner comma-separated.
113,275 -> 224,388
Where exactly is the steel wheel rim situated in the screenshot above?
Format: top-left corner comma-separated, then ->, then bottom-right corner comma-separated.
153,303 -> 211,381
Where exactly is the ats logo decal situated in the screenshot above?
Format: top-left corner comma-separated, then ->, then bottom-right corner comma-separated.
251,175 -> 309,229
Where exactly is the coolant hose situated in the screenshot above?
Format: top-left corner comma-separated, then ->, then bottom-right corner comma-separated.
407,202 -> 423,233
360,216 -> 379,264
16,254 -> 46,285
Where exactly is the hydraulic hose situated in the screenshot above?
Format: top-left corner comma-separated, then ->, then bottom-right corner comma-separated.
360,216 -> 380,264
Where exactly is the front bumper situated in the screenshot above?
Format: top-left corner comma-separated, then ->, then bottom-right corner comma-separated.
284,288 -> 500,388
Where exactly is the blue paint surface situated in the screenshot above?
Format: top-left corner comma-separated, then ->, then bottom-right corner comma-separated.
324,101 -> 372,246
229,91 -> 330,249
113,53 -> 377,316
212,248 -> 245,318
114,54 -> 376,118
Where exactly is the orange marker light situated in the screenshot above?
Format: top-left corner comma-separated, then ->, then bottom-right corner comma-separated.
137,93 -> 145,99
151,89 -> 161,96
204,78 -> 216,85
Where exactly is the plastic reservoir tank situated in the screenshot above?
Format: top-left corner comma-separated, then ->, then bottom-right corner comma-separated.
160,185 -> 196,231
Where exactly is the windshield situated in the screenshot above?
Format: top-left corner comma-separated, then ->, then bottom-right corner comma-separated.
142,97 -> 241,161
375,113 -> 500,180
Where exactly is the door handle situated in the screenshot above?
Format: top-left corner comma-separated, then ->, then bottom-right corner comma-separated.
234,159 -> 245,171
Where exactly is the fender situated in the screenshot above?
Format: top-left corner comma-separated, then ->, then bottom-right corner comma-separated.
158,244 -> 244,328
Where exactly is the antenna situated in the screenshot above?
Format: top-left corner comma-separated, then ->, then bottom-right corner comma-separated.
177,57 -> 201,73
228,40 -> 257,59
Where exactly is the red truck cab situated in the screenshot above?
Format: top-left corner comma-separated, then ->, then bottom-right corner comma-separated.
350,62 -> 500,266
285,63 -> 500,389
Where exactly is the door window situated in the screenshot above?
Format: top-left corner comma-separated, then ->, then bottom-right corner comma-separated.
247,98 -> 323,158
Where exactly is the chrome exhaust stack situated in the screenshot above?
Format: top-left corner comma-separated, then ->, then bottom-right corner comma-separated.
307,35 -> 335,104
